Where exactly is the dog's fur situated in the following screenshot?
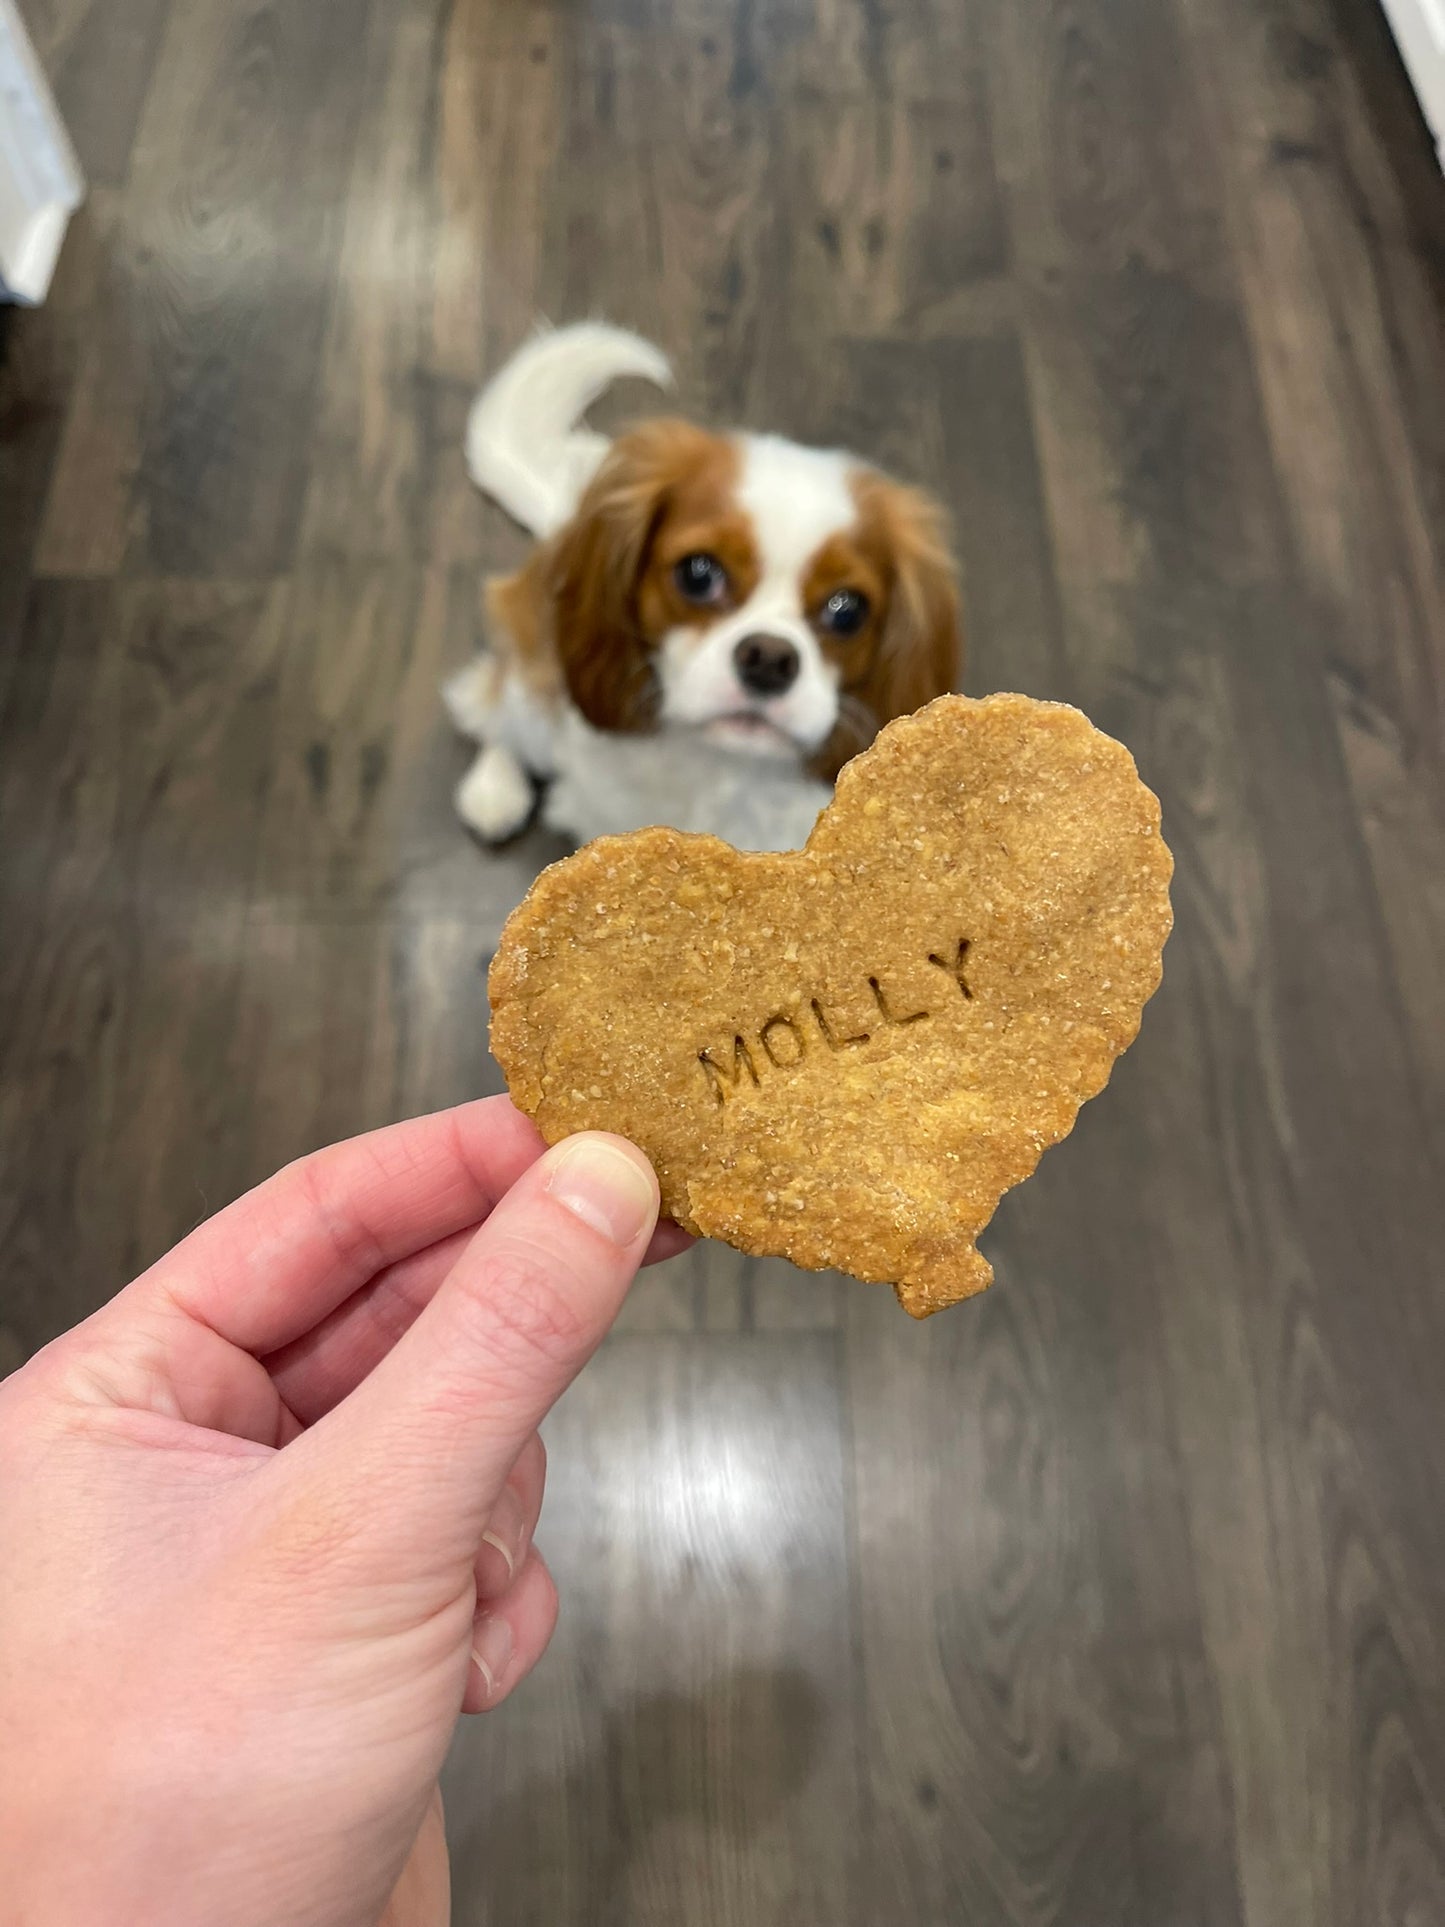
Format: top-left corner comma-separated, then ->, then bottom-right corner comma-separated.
447,323 -> 962,851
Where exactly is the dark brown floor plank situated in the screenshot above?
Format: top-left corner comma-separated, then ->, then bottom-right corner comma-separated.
0,197 -> 108,641
540,16 -> 773,417
846,1224 -> 1244,1926
295,3 -> 446,563
28,191 -> 152,580
1178,0 -> 1445,1168
1324,665 -> 1445,1150
41,0 -> 379,577
427,0 -> 560,391
0,576 -> 289,929
1183,0 -> 1445,742
779,86 -> 1006,345
826,337 -> 1072,703
417,0 -> 562,577
244,557 -> 572,926
1220,598 -> 1445,1926
0,577 -> 286,1346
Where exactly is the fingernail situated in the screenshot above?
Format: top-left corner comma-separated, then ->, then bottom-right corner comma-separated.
481,1527 -> 515,1580
471,1611 -> 514,1698
546,1136 -> 656,1247
478,1486 -> 526,1594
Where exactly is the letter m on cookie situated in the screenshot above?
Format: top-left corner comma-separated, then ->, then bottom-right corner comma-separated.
698,1036 -> 760,1105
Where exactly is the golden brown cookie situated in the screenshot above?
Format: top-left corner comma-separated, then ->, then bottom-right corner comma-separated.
489,693 -> 1173,1315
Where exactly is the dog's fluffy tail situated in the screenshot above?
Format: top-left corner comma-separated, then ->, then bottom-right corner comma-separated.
465,322 -> 673,538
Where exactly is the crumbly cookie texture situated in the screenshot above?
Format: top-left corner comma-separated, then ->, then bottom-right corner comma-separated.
489,693 -> 1173,1317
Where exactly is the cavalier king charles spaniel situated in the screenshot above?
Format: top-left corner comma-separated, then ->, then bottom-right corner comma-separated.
447,323 -> 962,851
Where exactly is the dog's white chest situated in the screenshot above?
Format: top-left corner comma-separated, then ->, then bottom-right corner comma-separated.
542,714 -> 832,853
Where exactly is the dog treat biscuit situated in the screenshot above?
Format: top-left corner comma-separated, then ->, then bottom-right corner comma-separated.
489,693 -> 1173,1316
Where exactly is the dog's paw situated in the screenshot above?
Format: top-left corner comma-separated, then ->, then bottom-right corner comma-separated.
456,745 -> 535,844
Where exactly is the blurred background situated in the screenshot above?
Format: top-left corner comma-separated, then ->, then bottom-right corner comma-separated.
3,0 -> 1444,1921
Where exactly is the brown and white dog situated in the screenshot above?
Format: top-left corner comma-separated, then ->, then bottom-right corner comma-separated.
447,323 -> 962,851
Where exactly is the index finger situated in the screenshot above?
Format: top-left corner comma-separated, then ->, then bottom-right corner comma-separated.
130,1098 -> 548,1356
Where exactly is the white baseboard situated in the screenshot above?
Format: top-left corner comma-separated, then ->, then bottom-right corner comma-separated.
1381,0 -> 1445,170
0,0 -> 85,303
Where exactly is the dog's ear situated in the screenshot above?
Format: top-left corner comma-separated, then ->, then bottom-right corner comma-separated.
811,474 -> 962,782
546,420 -> 715,733
857,475 -> 962,727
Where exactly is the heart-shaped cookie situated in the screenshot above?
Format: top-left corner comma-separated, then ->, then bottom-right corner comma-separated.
489,693 -> 1173,1315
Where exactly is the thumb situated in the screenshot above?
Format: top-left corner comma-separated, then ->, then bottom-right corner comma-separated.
285,1133 -> 659,1569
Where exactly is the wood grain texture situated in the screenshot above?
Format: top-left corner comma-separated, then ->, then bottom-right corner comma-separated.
0,198 -> 106,642
441,1335 -> 858,1927
27,190 -> 149,580
295,3 -> 444,563
3,0 -> 1444,1919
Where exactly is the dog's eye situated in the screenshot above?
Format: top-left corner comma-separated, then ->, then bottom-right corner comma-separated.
817,589 -> 870,637
674,553 -> 729,606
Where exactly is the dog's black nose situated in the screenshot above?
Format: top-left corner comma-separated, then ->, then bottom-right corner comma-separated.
733,633 -> 800,697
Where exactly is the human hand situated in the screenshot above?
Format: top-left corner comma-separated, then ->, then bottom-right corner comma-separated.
0,1098 -> 687,1927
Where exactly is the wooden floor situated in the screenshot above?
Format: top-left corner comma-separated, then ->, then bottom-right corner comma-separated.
4,0 -> 1445,1920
